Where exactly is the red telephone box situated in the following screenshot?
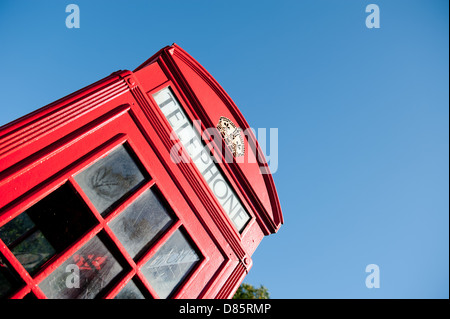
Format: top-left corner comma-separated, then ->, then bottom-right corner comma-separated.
0,44 -> 283,299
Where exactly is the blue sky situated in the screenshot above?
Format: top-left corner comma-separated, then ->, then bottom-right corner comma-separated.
0,0 -> 448,299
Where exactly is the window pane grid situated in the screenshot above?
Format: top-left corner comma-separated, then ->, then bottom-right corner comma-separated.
1,140 -> 203,299
103,269 -> 136,299
70,174 -> 179,298
38,233 -> 128,299
80,206 -> 184,299
65,178 -> 142,298
2,190 -> 198,299
0,181 -> 105,298
32,219 -> 104,284
70,174 -> 188,299
108,186 -> 176,260
0,236 -> 45,298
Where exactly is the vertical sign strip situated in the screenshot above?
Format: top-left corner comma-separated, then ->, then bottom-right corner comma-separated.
153,87 -> 250,233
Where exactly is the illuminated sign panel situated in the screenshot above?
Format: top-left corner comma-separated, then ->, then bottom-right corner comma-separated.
153,87 -> 251,232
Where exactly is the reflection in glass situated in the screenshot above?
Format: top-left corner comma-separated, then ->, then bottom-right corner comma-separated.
0,212 -> 35,247
114,279 -> 145,299
141,229 -> 200,299
0,213 -> 54,274
12,232 -> 56,274
0,183 -> 96,274
109,188 -> 174,259
39,236 -> 124,299
74,144 -> 146,215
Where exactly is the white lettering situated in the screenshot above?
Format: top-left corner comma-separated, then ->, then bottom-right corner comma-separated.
365,4 -> 380,29
257,127 -> 279,174
179,303 -> 214,316
65,264 -> 80,288
153,87 -> 251,232
65,4 -> 80,29
365,264 -> 380,288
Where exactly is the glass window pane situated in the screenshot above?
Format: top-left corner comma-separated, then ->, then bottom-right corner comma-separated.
0,183 -> 97,274
0,257 -> 22,299
39,236 -> 124,299
0,213 -> 35,247
114,280 -> 145,299
0,271 -> 14,299
141,229 -> 200,299
108,187 -> 174,259
11,231 -> 55,273
74,144 -> 146,215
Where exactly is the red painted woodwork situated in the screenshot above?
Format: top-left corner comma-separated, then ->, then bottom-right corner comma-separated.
0,44 -> 283,299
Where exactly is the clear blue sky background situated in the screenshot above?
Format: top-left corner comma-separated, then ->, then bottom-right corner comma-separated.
0,0 -> 448,299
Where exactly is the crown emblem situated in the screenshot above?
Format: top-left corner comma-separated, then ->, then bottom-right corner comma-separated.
217,116 -> 245,158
